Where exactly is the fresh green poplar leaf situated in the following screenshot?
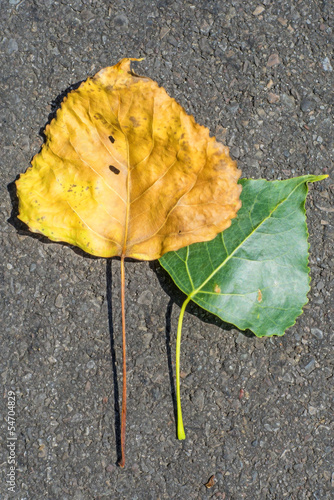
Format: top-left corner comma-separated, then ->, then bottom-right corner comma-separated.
160,174 -> 327,440
160,175 -> 327,338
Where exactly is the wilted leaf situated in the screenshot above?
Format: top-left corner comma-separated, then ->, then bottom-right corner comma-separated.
160,175 -> 326,337
16,58 -> 241,260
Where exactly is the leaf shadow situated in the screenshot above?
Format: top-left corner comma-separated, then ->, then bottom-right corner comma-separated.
164,298 -> 178,438
106,260 -> 122,464
38,80 -> 85,140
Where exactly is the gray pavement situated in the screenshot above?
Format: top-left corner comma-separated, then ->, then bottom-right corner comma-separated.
1,1 -> 333,499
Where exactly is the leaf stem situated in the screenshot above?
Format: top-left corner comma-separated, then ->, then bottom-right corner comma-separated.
118,254 -> 127,468
176,295 -> 191,440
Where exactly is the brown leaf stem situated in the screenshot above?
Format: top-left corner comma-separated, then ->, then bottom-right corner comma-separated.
118,254 -> 127,468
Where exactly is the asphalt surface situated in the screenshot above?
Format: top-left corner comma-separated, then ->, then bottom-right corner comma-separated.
1,1 -> 333,499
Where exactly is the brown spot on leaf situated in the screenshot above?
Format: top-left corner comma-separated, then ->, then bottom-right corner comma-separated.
109,135 -> 115,143
214,284 -> 221,293
257,289 -> 262,302
94,113 -> 108,126
129,116 -> 140,127
109,165 -> 120,175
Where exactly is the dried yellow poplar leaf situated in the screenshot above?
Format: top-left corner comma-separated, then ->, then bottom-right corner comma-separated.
16,58 -> 241,260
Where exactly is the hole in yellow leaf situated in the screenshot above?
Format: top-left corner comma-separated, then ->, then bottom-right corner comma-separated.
109,165 -> 120,175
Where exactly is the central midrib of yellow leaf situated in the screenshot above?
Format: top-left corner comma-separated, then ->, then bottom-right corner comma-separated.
122,130 -> 131,257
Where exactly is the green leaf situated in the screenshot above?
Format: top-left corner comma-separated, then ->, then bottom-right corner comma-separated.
160,175 -> 326,440
160,175 -> 327,338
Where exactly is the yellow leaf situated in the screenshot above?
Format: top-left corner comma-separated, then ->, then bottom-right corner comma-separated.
16,58 -> 242,260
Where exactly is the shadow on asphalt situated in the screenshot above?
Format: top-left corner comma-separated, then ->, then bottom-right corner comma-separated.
106,260 -> 122,465
165,298 -> 178,438
38,80 -> 85,140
